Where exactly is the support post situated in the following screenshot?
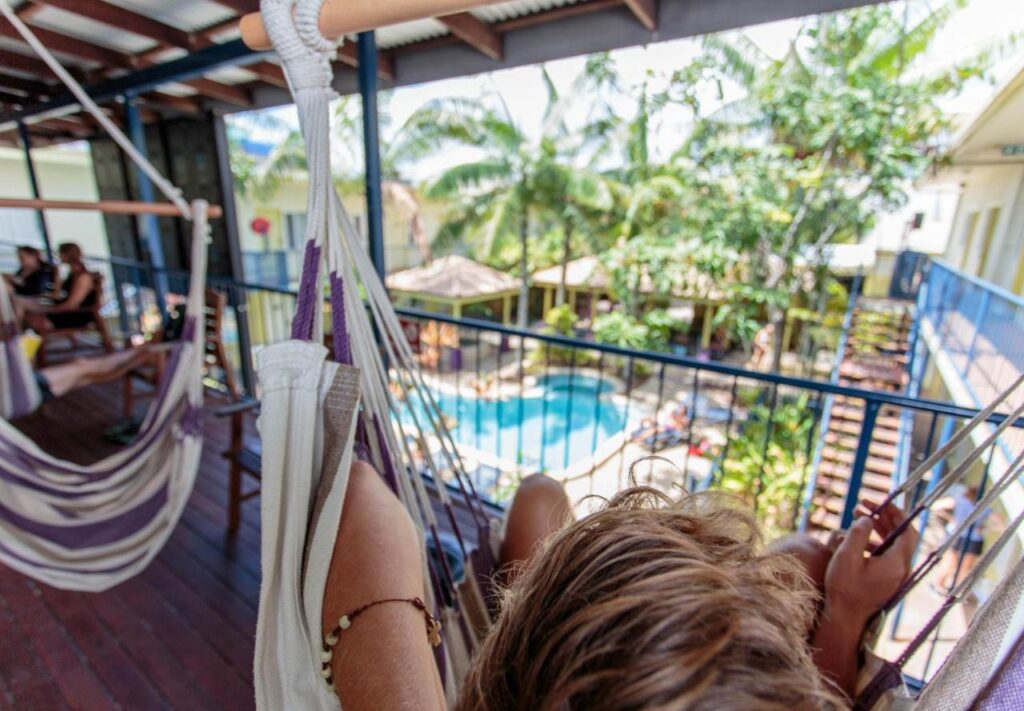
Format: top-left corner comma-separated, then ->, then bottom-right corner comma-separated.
502,294 -> 512,325
124,97 -> 168,316
16,120 -> 52,261
841,400 -> 881,529
213,113 -> 257,396
701,304 -> 715,349
358,31 -> 386,280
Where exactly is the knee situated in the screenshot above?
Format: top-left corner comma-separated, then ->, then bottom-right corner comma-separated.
769,534 -> 831,592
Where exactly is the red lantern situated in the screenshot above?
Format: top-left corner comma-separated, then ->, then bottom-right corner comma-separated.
250,217 -> 271,236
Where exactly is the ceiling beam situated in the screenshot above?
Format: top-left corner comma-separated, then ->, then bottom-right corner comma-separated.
622,0 -> 657,31
182,77 -> 251,107
208,0 -> 258,14
0,70 -> 51,98
439,12 -> 502,61
27,0 -> 196,49
0,47 -> 58,77
0,16 -> 131,68
142,92 -> 202,114
246,60 -> 288,89
336,43 -> 395,82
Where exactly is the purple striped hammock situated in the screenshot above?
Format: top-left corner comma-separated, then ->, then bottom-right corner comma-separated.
254,1 -> 495,708
0,0 -> 213,594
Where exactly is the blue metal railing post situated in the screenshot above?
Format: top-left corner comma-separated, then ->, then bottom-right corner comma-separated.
358,31 -> 386,280
124,97 -> 168,316
15,120 -> 53,261
841,400 -> 880,529
963,290 -> 990,376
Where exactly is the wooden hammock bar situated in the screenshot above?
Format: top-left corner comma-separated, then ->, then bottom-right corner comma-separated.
240,0 -> 505,50
0,198 -> 222,219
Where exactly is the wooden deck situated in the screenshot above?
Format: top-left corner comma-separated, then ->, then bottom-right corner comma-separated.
0,380 -> 260,710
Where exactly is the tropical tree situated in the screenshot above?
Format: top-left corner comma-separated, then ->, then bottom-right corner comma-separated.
669,0 -> 1009,369
410,59 -> 617,328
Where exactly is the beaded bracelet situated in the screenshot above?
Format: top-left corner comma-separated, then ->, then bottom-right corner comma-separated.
320,596 -> 443,689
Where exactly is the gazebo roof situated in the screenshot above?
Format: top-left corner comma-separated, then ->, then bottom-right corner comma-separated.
386,255 -> 520,301
532,255 -> 726,301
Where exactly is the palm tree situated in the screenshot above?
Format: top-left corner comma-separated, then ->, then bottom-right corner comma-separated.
408,61 -> 616,328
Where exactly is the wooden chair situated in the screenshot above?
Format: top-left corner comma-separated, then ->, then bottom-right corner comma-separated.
123,288 -> 241,418
217,398 -> 262,535
37,271 -> 114,366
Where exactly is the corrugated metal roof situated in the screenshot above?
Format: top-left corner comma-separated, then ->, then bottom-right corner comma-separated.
471,0 -> 583,24
103,0 -> 233,32
375,18 -> 450,49
29,6 -> 160,54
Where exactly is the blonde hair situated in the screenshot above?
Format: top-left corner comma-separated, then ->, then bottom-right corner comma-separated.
458,488 -> 844,711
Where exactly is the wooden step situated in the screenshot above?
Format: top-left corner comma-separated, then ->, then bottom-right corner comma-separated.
815,477 -> 891,505
828,419 -> 900,445
829,405 -> 902,430
824,432 -> 899,459
817,462 -> 894,491
820,448 -> 897,477
808,508 -> 841,531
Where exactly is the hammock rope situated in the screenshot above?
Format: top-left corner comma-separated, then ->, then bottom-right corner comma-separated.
0,0 -> 211,592
253,2 -> 491,707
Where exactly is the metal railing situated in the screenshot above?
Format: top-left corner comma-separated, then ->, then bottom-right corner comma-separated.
922,261 -> 1024,410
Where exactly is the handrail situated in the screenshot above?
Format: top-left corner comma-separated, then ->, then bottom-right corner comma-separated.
931,259 -> 1024,310
16,243 -> 1023,428
395,305 -> 1023,428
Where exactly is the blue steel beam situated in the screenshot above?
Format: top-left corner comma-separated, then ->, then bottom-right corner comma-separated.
358,31 -> 386,279
15,119 -> 53,261
124,99 -> 168,316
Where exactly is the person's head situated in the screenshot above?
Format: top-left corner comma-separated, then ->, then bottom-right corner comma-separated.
57,242 -> 83,268
16,245 -> 42,271
458,488 -> 843,710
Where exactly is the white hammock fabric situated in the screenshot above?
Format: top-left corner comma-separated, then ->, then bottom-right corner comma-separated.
0,0 -> 210,592
254,1 -> 493,708
0,276 -> 42,419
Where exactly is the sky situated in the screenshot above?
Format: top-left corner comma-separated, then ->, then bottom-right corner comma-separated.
230,0 -> 1024,182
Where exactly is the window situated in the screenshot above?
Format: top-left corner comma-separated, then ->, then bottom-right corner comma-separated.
284,212 -> 307,251
959,211 -> 980,270
975,206 -> 1001,278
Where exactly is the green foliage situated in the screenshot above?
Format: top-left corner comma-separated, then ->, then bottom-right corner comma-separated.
718,396 -> 814,535
592,308 -> 680,353
543,304 -> 578,336
539,304 -> 590,366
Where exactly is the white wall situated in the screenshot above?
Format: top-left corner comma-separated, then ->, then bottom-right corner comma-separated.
943,163 -> 1024,293
0,144 -> 108,258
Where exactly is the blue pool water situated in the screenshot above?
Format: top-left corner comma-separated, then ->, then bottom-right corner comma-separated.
415,374 -> 627,472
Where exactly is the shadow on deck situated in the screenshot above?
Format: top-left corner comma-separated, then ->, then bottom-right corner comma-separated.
1,380 -> 259,710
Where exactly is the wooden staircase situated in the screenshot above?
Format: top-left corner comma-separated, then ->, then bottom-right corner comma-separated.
807,302 -> 912,532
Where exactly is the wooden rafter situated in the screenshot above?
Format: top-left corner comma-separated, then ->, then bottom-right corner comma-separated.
622,0 -> 657,31
439,12 -> 502,60
336,43 -> 395,82
0,70 -> 50,98
182,77 -> 251,107
27,0 -> 196,49
0,46 -> 58,77
141,92 -> 202,114
0,16 -> 130,68
246,61 -> 288,89
208,0 -> 258,15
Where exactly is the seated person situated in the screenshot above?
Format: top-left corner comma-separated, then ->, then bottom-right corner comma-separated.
4,245 -> 56,297
320,466 -> 917,709
15,242 -> 96,333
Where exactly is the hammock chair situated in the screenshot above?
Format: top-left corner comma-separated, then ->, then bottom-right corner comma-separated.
0,0 -> 211,593
252,1 -> 495,707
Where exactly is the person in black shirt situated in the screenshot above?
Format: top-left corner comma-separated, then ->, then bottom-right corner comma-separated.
4,245 -> 55,296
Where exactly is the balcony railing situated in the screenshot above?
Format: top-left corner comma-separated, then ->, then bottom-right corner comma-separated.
7,245 -> 1024,681
921,261 -> 1024,410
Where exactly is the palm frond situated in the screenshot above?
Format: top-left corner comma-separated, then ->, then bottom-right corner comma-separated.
425,159 -> 513,200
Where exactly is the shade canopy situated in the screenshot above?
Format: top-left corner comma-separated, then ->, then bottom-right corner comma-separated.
386,254 -> 520,301
532,255 -> 725,301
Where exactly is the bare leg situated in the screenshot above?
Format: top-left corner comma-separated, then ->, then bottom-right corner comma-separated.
769,534 -> 832,596
23,312 -> 51,335
951,551 -> 978,588
935,549 -> 958,590
39,347 -> 153,399
499,474 -> 574,583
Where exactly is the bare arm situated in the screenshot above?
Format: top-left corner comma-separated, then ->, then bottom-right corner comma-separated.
322,461 -> 445,711
52,272 -> 93,312
811,502 -> 917,699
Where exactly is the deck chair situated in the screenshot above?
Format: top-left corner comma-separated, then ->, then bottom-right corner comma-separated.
123,288 -> 240,417
37,271 -> 114,366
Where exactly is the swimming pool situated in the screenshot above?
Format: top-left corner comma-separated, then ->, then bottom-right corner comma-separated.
413,374 -> 627,473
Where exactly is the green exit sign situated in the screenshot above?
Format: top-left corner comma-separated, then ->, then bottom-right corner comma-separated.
1003,144 -> 1024,156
